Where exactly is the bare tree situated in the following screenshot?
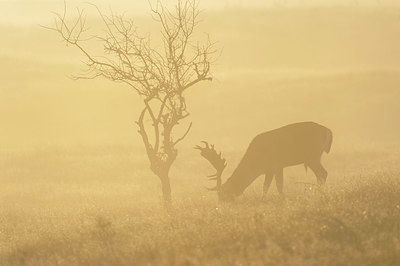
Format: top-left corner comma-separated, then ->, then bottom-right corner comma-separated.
47,0 -> 216,204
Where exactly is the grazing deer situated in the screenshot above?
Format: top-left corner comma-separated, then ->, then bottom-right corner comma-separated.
195,121 -> 332,202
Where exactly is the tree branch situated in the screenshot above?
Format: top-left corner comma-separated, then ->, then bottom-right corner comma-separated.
173,122 -> 192,146
47,0 -> 217,184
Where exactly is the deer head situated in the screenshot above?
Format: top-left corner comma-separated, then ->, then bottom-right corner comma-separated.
194,141 -> 227,191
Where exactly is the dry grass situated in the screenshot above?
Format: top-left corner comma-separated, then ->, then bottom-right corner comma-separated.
0,147 -> 399,266
1,5 -> 400,265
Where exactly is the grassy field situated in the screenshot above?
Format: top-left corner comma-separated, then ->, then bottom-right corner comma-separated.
1,4 -> 400,265
0,144 -> 399,265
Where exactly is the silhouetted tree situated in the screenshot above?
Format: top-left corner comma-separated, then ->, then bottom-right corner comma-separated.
47,0 -> 216,205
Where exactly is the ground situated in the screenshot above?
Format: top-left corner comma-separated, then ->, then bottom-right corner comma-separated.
1,5 -> 400,265
0,145 -> 399,265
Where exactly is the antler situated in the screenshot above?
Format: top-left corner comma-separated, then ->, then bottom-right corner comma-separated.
194,141 -> 227,191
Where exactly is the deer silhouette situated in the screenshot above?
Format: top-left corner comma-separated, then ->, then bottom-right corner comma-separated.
195,122 -> 332,202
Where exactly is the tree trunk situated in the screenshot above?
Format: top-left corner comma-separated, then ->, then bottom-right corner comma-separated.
151,163 -> 172,205
147,132 -> 176,205
160,175 -> 172,204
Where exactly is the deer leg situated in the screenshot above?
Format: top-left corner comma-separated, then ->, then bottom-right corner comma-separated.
308,160 -> 328,185
275,168 -> 284,196
263,172 -> 274,197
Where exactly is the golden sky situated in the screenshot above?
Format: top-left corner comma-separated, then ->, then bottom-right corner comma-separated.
1,0 -> 400,25
1,0 -> 400,150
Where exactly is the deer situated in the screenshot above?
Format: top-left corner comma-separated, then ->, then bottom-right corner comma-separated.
195,121 -> 333,202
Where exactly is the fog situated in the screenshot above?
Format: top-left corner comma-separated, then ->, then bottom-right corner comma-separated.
1,0 -> 400,150
1,1 -> 400,264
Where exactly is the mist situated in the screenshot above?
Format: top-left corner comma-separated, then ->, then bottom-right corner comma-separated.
1,0 -> 400,265
2,1 -> 400,150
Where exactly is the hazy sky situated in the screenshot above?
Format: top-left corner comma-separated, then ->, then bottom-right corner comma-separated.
1,0 -> 400,149
1,0 -> 399,25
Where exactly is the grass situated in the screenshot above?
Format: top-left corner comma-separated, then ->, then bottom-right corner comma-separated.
1,4 -> 400,265
0,146 -> 399,265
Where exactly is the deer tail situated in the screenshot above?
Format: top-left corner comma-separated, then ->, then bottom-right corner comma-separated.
324,128 -> 333,154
